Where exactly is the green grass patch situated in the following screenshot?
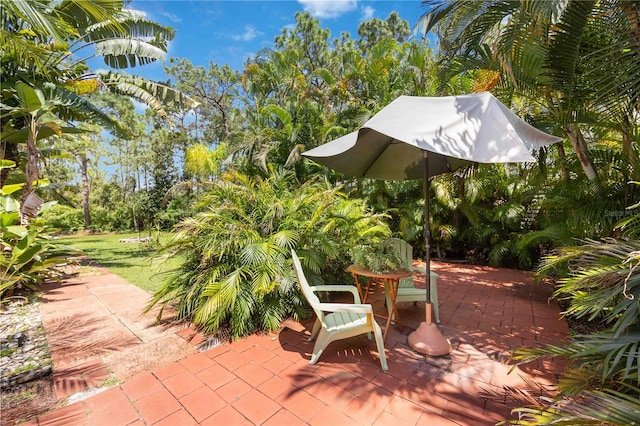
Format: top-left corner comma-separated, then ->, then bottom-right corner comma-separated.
58,232 -> 181,293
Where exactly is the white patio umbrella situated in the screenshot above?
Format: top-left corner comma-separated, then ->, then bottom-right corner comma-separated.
302,92 -> 562,356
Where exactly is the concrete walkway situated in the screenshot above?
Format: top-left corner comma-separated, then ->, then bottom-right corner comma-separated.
28,260 -> 569,425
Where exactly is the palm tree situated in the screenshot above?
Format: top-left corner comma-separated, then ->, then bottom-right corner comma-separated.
146,170 -> 393,338
1,0 -> 198,223
418,0 -> 640,182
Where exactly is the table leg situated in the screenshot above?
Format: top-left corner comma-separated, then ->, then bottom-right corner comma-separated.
353,274 -> 364,301
382,278 -> 403,342
353,274 -> 373,303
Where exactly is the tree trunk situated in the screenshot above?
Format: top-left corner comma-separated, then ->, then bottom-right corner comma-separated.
19,122 -> 41,225
80,154 -> 91,230
555,141 -> 571,182
564,123 -> 597,181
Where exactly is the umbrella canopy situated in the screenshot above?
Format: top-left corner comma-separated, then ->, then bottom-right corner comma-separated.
302,92 -> 562,356
303,92 -> 561,179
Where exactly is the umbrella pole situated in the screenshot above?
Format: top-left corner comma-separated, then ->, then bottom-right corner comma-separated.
407,151 -> 451,356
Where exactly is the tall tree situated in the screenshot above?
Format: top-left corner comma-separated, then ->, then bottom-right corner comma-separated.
418,0 -> 640,182
1,0 -> 197,223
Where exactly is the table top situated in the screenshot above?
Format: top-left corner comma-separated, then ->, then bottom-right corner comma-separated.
347,265 -> 413,280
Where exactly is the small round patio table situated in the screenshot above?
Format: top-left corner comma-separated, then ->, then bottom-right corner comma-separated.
346,265 -> 412,342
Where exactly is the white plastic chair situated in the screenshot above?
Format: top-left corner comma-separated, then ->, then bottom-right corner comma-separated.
291,250 -> 388,370
386,238 -> 440,323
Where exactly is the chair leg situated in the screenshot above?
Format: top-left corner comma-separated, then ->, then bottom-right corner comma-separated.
309,329 -> 331,365
431,280 -> 440,323
309,318 -> 321,341
371,322 -> 388,371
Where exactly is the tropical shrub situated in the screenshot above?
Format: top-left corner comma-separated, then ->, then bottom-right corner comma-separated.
147,169 -> 392,338
89,205 -> 133,232
1,195 -> 80,298
153,195 -> 191,230
508,213 -> 640,424
40,204 -> 84,232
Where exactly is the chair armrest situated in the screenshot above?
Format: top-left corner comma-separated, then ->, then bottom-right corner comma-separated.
311,285 -> 361,303
317,303 -> 373,314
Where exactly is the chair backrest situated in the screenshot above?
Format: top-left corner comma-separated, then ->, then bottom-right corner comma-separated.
291,250 -> 324,321
388,238 -> 415,288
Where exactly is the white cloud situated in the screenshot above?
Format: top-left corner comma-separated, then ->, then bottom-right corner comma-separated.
124,8 -> 146,19
361,5 -> 375,21
231,25 -> 263,42
160,11 -> 182,23
298,0 -> 358,19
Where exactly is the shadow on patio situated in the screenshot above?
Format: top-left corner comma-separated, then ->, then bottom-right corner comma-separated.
32,260 -> 568,425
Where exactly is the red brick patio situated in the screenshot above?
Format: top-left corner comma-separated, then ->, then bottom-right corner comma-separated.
28,260 -> 569,425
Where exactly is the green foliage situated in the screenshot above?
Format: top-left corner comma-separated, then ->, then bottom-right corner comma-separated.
508,214 -> 640,424
40,204 -> 84,232
146,170 -> 392,338
154,195 -> 190,231
350,240 -> 403,274
0,195 -> 79,298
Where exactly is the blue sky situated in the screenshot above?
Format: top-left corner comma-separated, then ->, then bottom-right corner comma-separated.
125,1 -> 430,81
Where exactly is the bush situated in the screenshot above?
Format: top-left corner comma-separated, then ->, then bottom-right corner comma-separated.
40,204 -> 84,232
147,170 -> 392,338
1,195 -> 80,298
90,205 -> 133,232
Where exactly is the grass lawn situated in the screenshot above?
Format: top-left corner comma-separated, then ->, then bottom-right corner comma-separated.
59,232 -> 181,293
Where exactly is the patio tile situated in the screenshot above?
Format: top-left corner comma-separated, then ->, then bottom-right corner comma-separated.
202,342 -> 232,359
308,406 -> 361,426
180,386 -> 227,423
373,410 -> 416,425
276,388 -> 325,422
343,376 -> 381,398
371,370 -> 407,393
271,343 -> 309,363
216,378 -> 253,404
416,408 -> 463,425
188,332 -> 207,346
85,388 -> 140,425
153,409 -> 197,426
121,372 -> 165,401
249,333 -> 282,350
315,363 -> 357,386
199,406 -> 252,426
257,375 -> 298,400
231,389 -> 281,424
233,361 -> 274,387
215,349 -> 252,371
132,387 -> 182,425
33,259 -> 572,426
227,337 -> 258,352
397,382 -> 448,414
442,399 -> 493,425
262,408 -> 307,426
342,393 -> 392,425
162,369 -> 205,399
198,363 -> 236,390
303,378 -> 356,410
489,363 -> 527,387
179,352 -> 215,373
383,394 -> 430,425
37,402 -> 88,426
280,362 -> 322,389
262,354 -> 293,374
241,345 -> 276,364
175,327 -> 197,341
152,361 -> 187,380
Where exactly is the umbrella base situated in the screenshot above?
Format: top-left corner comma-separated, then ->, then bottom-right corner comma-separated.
408,322 -> 451,356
